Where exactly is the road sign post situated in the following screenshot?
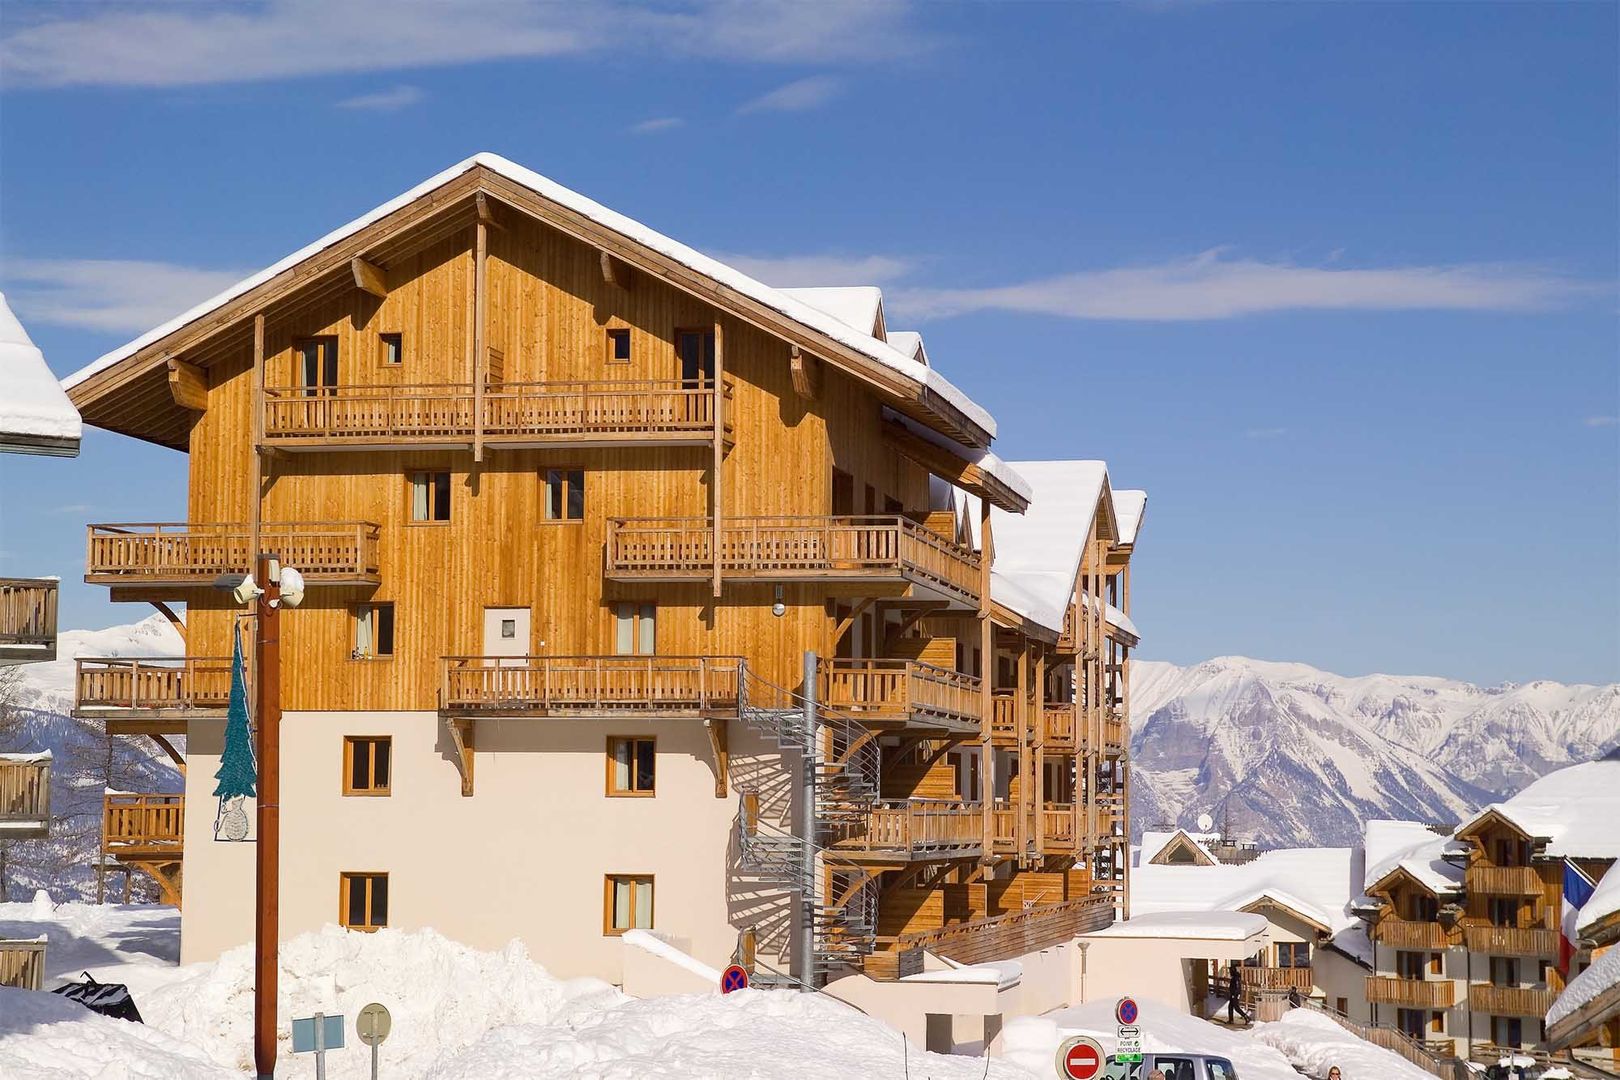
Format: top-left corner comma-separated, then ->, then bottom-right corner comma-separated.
1054,1034 -> 1106,1079
356,1002 -> 391,1080
1115,997 -> 1142,1064
720,964 -> 749,994
291,1013 -> 345,1080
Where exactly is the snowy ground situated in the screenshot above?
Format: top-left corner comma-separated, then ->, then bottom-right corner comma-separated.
1002,999 -> 1304,1079
1250,1008 -> 1436,1079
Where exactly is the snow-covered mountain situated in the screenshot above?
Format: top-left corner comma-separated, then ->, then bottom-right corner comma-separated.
1130,656 -> 1620,849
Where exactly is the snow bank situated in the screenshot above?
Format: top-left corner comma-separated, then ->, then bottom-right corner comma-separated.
0,899 -> 180,999
1251,1007 -> 1435,1080
0,987 -> 235,1080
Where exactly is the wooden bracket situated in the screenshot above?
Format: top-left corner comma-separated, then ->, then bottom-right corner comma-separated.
165,358 -> 207,411
600,250 -> 633,290
475,191 -> 504,230
350,256 -> 388,299
704,717 -> 729,798
149,601 -> 186,646
149,734 -> 185,772
790,345 -> 821,400
833,596 -> 877,645
447,717 -> 475,796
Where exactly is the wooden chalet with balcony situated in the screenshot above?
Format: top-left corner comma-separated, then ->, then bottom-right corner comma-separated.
60,154 -> 1147,1034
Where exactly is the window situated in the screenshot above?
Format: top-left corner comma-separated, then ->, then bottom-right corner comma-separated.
1277,941 -> 1310,968
952,749 -> 981,802
1489,897 -> 1518,928
1491,1015 -> 1522,1049
607,737 -> 656,796
1335,997 -> 1348,1015
604,874 -> 653,934
606,327 -> 631,363
340,872 -> 388,931
1396,951 -> 1427,980
354,603 -> 395,659
500,618 -> 517,639
409,471 -> 451,523
1204,1062 -> 1239,1080
614,602 -> 655,655
297,337 -> 338,395
1489,956 -> 1519,987
380,332 -> 403,367
1397,1008 -> 1426,1040
344,736 -> 392,796
543,468 -> 585,521
675,329 -> 715,387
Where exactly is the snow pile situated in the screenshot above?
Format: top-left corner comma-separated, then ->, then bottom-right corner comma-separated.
1001,999 -> 1300,1080
0,987 -> 236,1080
0,898 -> 181,1001
1548,944 -> 1620,1028
1251,1007 -> 1434,1080
142,925 -> 623,1079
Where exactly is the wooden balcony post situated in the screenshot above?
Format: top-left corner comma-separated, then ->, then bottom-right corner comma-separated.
1034,647 -> 1046,855
712,318 -> 724,598
979,499 -> 994,854
473,213 -> 488,462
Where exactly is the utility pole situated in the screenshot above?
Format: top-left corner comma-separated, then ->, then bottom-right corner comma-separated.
254,552 -> 281,1080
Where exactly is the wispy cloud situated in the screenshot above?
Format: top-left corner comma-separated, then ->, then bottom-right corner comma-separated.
336,84 -> 424,110
1585,415 -> 1619,428
889,250 -> 1602,322
629,116 -> 684,135
716,253 -> 912,288
737,74 -> 843,114
4,259 -> 246,335
0,1 -> 921,88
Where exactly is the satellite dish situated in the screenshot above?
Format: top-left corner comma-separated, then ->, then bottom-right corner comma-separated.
1196,812 -> 1215,833
278,567 -> 306,608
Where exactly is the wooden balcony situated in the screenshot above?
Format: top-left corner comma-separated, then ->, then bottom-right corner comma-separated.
85,522 -> 381,591
1102,707 -> 1127,751
440,655 -> 741,717
885,895 -> 1115,972
1466,864 -> 1544,897
0,578 -> 57,665
989,693 -> 1023,745
1373,917 -> 1452,950
1365,975 -> 1456,1009
819,659 -> 980,733
1462,924 -> 1559,957
102,792 -> 184,856
1470,983 -> 1557,1017
263,379 -> 732,450
1042,804 -> 1078,849
605,515 -> 981,609
832,800 -> 983,863
0,756 -> 50,839
1043,703 -> 1076,749
991,806 -> 1036,853
1245,965 -> 1315,997
75,657 -> 232,734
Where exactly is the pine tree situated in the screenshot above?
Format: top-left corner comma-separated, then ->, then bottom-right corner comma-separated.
213,627 -> 257,799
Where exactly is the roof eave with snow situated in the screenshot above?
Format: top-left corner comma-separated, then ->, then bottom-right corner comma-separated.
0,293 -> 81,457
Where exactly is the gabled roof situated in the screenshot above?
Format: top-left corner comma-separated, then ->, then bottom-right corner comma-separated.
65,153 -> 993,451
1131,844 -> 1362,938
1453,759 -> 1620,860
1362,819 -> 1462,897
779,287 -> 886,339
885,331 -> 928,367
0,293 -> 80,457
1144,828 -> 1220,866
1113,489 -> 1147,547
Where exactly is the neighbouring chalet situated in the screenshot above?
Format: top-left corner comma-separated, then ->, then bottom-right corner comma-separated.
60,154 -> 1147,1049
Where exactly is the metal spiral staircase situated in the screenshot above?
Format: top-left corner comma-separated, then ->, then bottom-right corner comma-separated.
733,657 -> 883,987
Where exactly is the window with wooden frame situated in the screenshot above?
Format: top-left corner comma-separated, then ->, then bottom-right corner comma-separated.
340,872 -> 388,931
296,336 -> 338,395
606,736 -> 656,796
343,736 -> 392,796
1277,941 -> 1310,968
604,874 -> 653,934
606,327 -> 631,364
543,468 -> 585,522
613,602 -> 655,655
408,471 -> 451,523
353,603 -> 395,659
380,332 -> 403,367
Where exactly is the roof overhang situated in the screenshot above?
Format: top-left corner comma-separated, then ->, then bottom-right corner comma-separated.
1367,864 -> 1453,901
1453,806 -> 1546,847
1237,894 -> 1333,937
884,419 -> 1029,513
1545,979 -> 1620,1051
0,432 -> 79,458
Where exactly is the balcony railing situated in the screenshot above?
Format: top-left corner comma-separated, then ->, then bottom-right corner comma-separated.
1042,804 -> 1076,847
1244,965 -> 1315,996
75,657 -> 232,719
819,659 -> 980,731
263,379 -> 733,447
833,800 -> 983,860
440,656 -> 742,716
990,694 -> 1022,743
0,578 -> 57,661
86,522 -> 381,587
991,806 -> 1036,853
102,792 -> 184,853
1372,918 -> 1452,950
1365,975 -> 1456,1009
1462,924 -> 1559,957
1469,983 -> 1557,1017
1103,707 -> 1127,750
0,756 -> 50,838
1465,865 -> 1544,897
889,896 -> 1116,970
1043,703 -> 1076,748
605,515 -> 981,608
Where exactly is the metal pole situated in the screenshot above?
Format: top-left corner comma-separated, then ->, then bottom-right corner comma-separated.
254,553 -> 282,1080
371,1041 -> 379,1080
799,649 -> 817,989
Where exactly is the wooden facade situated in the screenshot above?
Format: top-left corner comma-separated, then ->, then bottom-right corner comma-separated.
66,158 -> 1140,985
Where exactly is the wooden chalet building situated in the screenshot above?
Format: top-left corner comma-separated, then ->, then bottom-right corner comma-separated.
61,155 -> 1146,1032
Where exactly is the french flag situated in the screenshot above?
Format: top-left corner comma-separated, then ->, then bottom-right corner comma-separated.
1562,860 -> 1598,974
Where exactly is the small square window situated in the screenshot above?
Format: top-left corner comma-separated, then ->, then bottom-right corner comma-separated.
380,333 -> 403,367
500,619 -> 516,639
544,468 -> 585,521
409,471 -> 451,523
354,603 -> 395,659
607,327 -> 631,363
341,872 -> 388,931
604,874 -> 653,934
344,736 -> 392,796
607,736 -> 656,796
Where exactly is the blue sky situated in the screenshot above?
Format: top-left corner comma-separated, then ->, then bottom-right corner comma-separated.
0,1 -> 1615,685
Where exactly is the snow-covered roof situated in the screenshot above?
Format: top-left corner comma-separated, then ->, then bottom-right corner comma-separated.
0,293 -> 81,455
1577,861 -> 1620,941
1140,829 -> 1221,866
779,286 -> 884,338
1132,845 -> 1363,937
886,410 -> 1033,505
1455,759 -> 1620,860
1363,819 -> 1462,895
0,751 -> 52,764
64,152 -> 994,441
1082,592 -> 1140,641
1084,911 -> 1270,941
885,330 -> 928,367
1548,945 -> 1620,1030
1113,489 -> 1147,546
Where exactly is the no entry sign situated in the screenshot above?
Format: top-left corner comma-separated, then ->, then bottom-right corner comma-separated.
1054,1034 -> 1106,1080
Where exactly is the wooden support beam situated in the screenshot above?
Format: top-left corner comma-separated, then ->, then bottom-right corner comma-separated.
599,250 -> 633,290
712,318 -> 724,598
790,345 -> 821,400
349,256 -> 388,299
149,734 -> 186,772
149,601 -> 186,646
475,191 -> 503,230
165,358 -> 207,411
704,717 -> 729,798
472,218 -> 488,463
833,596 -> 877,646
979,499 -> 995,859
447,718 -> 475,796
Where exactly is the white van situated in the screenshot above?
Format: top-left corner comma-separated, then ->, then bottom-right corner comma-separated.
1104,1054 -> 1241,1080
